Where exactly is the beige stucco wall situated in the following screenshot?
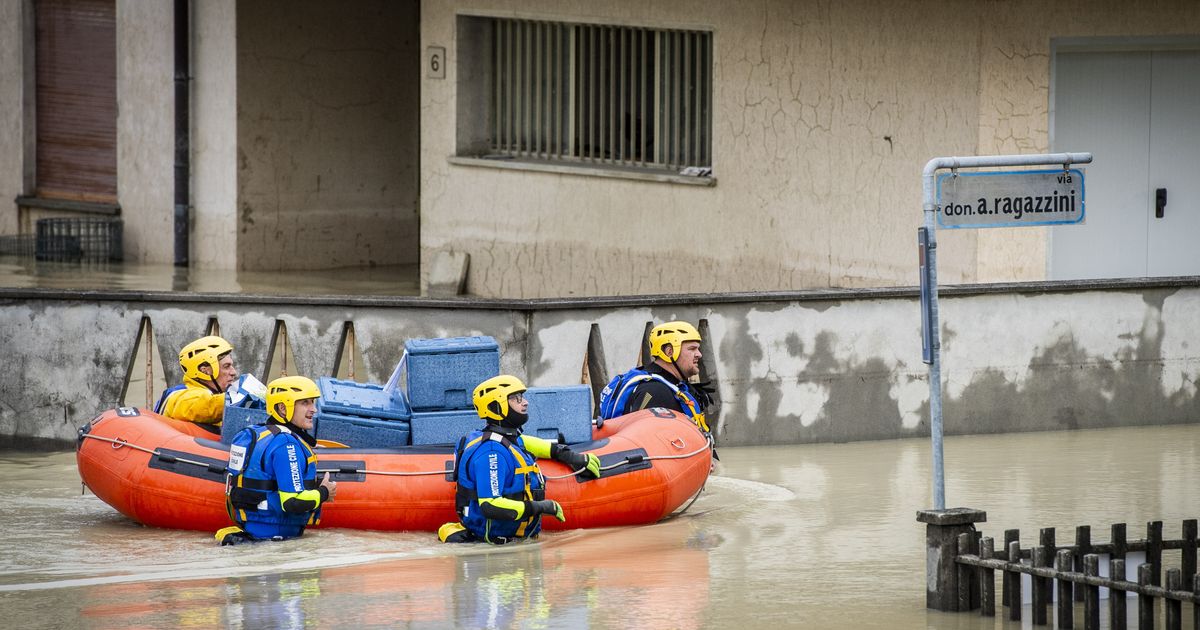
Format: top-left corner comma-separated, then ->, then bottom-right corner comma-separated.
0,1 -> 27,236
973,1 -> 1200,282
421,0 -> 981,298
235,0 -> 421,272
421,0 -> 1200,299
192,1 -> 238,270
116,0 -> 174,263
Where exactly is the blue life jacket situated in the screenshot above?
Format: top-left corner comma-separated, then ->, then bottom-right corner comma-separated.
454,430 -> 546,543
597,367 -> 708,432
225,424 -> 322,540
153,384 -> 186,414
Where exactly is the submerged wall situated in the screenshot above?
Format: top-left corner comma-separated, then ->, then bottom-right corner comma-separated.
2,278 -> 1198,447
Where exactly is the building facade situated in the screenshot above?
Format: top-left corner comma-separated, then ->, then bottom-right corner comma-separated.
0,1 -> 1197,297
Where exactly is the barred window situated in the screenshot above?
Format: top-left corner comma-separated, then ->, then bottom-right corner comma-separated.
456,17 -> 712,173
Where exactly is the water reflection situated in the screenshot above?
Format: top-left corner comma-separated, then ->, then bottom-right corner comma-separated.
0,255 -> 419,296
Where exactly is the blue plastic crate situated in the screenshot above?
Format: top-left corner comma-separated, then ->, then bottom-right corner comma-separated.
405,336 -> 500,411
410,409 -> 485,446
317,377 -> 411,421
525,385 -> 594,444
221,405 -> 269,444
316,411 -> 411,449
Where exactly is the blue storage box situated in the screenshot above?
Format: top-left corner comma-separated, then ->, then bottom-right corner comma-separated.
525,385 -> 594,444
317,377 -> 411,421
405,336 -> 500,411
221,405 -> 269,444
410,409 -> 485,446
316,411 -> 411,449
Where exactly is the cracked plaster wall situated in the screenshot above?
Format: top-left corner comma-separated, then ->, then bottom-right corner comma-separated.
0,1 -> 24,237
4,283 -> 1197,446
116,1 -> 174,264
421,0 -> 1200,299
235,0 -> 420,271
972,1 -> 1200,283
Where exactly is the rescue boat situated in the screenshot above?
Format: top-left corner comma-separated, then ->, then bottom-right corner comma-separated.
75,406 -> 712,532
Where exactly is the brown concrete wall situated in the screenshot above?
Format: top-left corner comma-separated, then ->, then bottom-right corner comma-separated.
236,0 -> 421,271
3,279 -> 1198,447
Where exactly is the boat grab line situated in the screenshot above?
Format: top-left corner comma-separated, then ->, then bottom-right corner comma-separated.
81,432 -> 713,480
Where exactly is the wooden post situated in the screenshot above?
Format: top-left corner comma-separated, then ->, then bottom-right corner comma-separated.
958,533 -> 975,612
1111,558 -> 1127,630
1147,521 -> 1163,587
917,508 -> 987,611
1165,569 -> 1181,630
1033,546 -> 1048,625
1192,574 -> 1200,630
1111,522 -> 1127,563
1083,554 -> 1099,630
981,536 -> 996,617
1138,563 -> 1154,630
1004,528 -> 1020,608
1010,540 -> 1023,622
1056,549 -> 1074,630
1075,525 -> 1091,602
1182,519 -> 1197,593
1036,527 -> 1055,626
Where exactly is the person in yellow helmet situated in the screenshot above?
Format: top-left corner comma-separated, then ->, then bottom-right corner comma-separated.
155,335 -> 239,428
216,375 -> 336,545
438,375 -> 601,544
597,321 -> 713,434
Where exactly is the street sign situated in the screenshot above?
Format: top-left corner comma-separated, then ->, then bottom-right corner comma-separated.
937,168 -> 1085,229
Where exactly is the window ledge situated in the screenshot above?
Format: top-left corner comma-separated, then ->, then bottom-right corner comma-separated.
15,196 -> 121,216
447,156 -> 716,187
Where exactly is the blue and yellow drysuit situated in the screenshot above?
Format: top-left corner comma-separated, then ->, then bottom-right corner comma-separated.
155,380 -> 225,426
225,424 -> 328,540
602,365 -> 710,434
454,429 -> 554,544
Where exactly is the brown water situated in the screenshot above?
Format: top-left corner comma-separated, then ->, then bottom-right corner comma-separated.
1,424 -> 1197,629
0,256 -> 419,295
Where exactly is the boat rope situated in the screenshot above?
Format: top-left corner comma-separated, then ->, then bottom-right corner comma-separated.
542,436 -> 714,480
79,433 -> 228,473
80,432 -> 714,481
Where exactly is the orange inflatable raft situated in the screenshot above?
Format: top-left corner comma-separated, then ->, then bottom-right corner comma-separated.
76,406 -> 712,532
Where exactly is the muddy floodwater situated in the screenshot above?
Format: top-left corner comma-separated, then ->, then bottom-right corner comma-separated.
1,423 -> 1197,629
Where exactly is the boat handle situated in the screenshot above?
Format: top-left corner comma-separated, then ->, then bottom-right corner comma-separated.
670,438 -> 685,449
111,438 -> 127,450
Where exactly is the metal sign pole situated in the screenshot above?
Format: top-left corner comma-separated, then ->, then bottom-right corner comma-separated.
921,152 -> 1092,511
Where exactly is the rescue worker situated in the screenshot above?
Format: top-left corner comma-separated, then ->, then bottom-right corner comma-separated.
599,321 -> 712,434
156,335 -> 239,427
438,375 -> 601,544
216,375 -> 336,545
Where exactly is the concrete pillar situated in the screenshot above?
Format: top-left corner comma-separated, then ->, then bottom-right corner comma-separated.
917,507 -> 987,611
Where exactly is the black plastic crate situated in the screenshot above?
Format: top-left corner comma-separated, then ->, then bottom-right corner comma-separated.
35,218 -> 123,262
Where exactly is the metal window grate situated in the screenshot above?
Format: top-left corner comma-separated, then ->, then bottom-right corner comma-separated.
489,19 -> 711,171
35,217 -> 123,262
0,234 -> 36,258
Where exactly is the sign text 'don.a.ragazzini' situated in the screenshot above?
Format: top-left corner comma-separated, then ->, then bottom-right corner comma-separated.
936,169 -> 1085,229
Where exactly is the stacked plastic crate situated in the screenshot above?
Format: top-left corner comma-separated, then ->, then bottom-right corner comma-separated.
314,378 -> 413,448
406,336 -> 499,445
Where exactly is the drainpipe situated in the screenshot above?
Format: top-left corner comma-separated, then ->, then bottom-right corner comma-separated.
173,0 -> 190,266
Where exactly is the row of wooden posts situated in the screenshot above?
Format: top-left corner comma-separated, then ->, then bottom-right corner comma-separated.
918,508 -> 1200,629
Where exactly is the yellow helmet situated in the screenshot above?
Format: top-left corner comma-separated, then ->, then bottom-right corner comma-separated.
266,376 -> 321,424
179,335 -> 233,385
649,321 -> 702,363
472,375 -> 527,422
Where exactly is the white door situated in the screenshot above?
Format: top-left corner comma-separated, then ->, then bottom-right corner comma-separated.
1147,51 -> 1200,276
1050,49 -> 1200,279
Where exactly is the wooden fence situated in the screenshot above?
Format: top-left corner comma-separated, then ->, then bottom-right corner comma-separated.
952,519 -> 1200,629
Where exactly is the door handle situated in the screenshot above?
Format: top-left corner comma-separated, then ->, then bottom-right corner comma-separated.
1155,188 -> 1167,218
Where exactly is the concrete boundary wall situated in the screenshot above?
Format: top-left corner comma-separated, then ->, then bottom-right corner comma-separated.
2,278 -> 1198,447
